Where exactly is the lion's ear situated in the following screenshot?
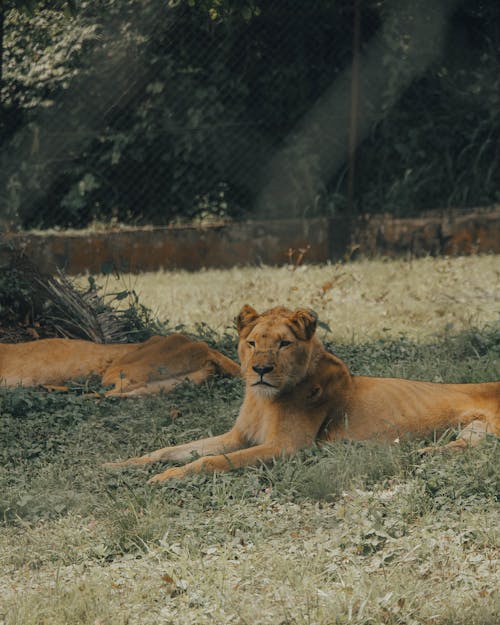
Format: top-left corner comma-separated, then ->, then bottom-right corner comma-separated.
289,308 -> 318,340
236,305 -> 260,336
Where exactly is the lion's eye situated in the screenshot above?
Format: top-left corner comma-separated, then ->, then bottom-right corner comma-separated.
279,340 -> 292,348
247,340 -> 256,348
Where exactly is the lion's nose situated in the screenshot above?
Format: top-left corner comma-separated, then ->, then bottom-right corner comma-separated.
252,364 -> 274,376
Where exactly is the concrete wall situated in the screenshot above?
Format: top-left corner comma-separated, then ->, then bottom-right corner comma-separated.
5,207 -> 500,274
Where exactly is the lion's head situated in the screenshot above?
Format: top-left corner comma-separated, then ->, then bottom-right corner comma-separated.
236,305 -> 321,398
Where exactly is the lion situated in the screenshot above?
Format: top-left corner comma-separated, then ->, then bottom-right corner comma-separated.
0,334 -> 239,396
104,305 -> 500,482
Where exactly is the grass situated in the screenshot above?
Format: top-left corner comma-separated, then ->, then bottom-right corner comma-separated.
82,254 -> 500,342
1,255 -> 499,625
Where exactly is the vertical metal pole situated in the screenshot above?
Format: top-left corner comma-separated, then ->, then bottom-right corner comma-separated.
348,0 -> 361,213
0,1 -> 4,100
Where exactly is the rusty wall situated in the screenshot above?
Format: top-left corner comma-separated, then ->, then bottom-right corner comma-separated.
353,208 -> 500,257
5,208 -> 500,275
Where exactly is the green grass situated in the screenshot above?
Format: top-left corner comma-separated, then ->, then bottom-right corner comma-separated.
1,257 -> 499,625
1,336 -> 499,624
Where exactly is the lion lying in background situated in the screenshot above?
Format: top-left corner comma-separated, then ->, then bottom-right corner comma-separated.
105,305 -> 500,482
0,334 -> 239,396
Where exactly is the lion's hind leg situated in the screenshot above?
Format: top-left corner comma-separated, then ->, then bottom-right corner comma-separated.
419,417 -> 498,454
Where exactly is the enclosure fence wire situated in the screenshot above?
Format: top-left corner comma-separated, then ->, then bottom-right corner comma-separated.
0,0 -> 499,231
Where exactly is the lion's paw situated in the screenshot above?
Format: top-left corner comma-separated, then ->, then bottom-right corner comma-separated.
148,466 -> 188,483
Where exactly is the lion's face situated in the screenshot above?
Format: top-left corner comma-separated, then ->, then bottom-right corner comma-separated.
236,305 -> 320,398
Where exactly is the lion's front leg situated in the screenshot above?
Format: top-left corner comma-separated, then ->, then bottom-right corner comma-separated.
102,429 -> 244,470
148,441 -> 291,482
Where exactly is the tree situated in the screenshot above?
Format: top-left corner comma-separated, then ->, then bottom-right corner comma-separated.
1,0 -> 500,229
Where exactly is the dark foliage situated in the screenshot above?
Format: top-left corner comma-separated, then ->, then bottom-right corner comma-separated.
0,0 -> 499,228
0,246 -> 158,342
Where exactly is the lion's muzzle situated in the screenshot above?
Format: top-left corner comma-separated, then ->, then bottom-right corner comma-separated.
252,364 -> 274,376
251,364 -> 276,387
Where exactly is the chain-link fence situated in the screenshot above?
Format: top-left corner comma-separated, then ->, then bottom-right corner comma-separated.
1,0 -> 499,231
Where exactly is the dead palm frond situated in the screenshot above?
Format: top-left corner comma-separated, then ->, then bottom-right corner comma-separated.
1,248 -> 156,343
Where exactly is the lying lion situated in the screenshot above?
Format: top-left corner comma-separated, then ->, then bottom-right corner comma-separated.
0,334 -> 239,396
104,305 -> 500,482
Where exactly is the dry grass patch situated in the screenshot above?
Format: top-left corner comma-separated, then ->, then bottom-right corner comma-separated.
88,255 -> 500,341
2,487 -> 499,625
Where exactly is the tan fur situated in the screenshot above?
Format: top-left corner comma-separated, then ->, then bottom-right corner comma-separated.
0,334 -> 239,396
104,306 -> 500,482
